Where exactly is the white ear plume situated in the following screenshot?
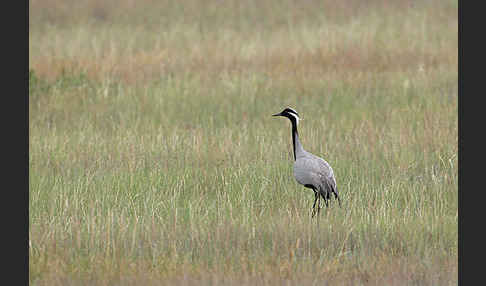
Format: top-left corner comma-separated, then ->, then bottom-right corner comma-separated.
287,112 -> 300,125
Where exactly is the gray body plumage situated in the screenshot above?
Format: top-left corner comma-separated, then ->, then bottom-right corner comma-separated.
293,151 -> 337,196
273,107 -> 340,216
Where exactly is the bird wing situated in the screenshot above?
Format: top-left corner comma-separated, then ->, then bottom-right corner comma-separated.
293,154 -> 337,193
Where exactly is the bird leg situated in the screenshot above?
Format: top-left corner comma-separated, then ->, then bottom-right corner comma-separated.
320,191 -> 329,208
311,191 -> 318,217
316,194 -> 322,215
326,191 -> 331,207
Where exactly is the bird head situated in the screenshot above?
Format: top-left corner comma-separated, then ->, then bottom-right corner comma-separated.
272,107 -> 301,125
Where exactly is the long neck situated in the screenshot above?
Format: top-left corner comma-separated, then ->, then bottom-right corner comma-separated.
291,121 -> 305,160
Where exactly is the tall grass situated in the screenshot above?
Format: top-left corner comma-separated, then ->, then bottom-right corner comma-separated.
29,0 -> 457,285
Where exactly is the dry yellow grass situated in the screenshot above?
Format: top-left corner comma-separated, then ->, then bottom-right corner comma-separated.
29,0 -> 457,82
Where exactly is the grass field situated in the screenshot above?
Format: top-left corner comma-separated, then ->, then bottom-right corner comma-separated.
29,0 -> 458,284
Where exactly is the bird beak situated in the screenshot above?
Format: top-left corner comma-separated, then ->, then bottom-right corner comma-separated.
272,112 -> 282,117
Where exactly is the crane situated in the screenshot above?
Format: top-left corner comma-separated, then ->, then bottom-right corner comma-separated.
273,107 -> 341,217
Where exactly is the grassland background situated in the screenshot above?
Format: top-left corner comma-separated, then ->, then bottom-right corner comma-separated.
29,0 -> 458,285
